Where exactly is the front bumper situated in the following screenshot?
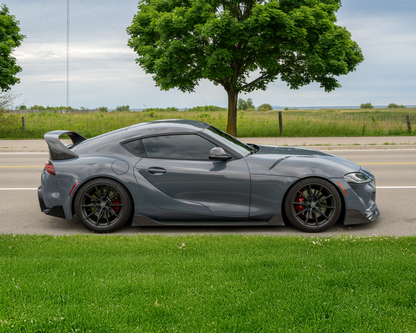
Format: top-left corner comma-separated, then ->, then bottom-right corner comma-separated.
37,186 -> 65,219
344,206 -> 380,225
339,169 -> 380,225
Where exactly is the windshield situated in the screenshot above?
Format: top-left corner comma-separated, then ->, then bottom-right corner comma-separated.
205,126 -> 253,157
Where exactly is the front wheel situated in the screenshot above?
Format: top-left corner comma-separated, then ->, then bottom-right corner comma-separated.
74,178 -> 132,233
284,178 -> 342,232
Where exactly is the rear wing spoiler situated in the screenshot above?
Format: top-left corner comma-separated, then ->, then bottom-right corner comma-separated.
44,131 -> 87,160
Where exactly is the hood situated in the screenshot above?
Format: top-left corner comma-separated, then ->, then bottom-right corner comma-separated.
245,145 -> 360,178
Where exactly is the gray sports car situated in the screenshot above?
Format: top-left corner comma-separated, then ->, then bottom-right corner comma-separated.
38,119 -> 380,233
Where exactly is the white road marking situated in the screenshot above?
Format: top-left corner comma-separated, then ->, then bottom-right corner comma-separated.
376,186 -> 416,189
0,152 -> 48,154
322,149 -> 416,152
0,188 -> 38,190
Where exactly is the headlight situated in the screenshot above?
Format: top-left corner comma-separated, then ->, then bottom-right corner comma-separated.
344,172 -> 372,184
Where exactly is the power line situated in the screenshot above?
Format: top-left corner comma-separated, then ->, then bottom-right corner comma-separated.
78,0 -> 126,38
357,0 -> 378,30
67,0 -> 69,110
360,0 -> 402,45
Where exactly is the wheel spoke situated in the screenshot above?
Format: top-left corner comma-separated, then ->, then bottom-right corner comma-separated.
292,202 -> 307,206
313,210 -> 319,226
308,184 -> 313,198
95,185 -> 101,199
316,207 -> 329,220
106,206 -> 119,218
95,208 -> 104,224
295,207 -> 307,216
319,205 -> 335,209
304,209 -> 310,224
109,191 -> 120,201
104,185 -> 109,198
109,204 -> 124,207
104,210 -> 109,225
85,193 -> 99,202
315,185 -> 323,200
86,208 -> 99,218
81,203 -> 97,208
319,194 -> 333,202
297,191 -> 307,200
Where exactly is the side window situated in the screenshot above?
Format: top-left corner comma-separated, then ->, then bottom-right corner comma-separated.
142,134 -> 216,160
122,139 -> 145,157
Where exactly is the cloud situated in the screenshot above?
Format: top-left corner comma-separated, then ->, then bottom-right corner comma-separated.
6,0 -> 416,108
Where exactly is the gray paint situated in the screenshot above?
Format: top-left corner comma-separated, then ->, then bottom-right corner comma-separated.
39,119 -> 380,229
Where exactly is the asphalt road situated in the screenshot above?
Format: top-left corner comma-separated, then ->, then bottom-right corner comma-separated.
1,149 -> 415,236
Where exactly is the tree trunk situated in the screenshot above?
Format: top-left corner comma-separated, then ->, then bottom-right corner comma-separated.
226,90 -> 238,136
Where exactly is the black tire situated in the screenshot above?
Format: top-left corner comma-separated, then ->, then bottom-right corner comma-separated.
74,178 -> 132,233
284,178 -> 342,232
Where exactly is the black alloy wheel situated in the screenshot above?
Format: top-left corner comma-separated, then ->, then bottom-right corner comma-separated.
74,178 -> 132,233
284,178 -> 342,232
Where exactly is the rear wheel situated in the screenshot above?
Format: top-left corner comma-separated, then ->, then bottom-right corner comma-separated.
74,178 -> 132,233
284,178 -> 342,232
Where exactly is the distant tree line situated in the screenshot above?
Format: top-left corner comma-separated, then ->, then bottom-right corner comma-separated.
360,102 -> 406,109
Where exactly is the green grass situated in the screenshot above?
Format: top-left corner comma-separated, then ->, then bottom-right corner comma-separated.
1,234 -> 415,332
2,108 -> 416,139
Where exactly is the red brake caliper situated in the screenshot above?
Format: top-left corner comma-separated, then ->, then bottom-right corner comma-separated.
113,199 -> 121,213
296,194 -> 305,213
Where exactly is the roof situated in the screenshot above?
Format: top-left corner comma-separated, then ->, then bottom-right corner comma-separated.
125,119 -> 210,137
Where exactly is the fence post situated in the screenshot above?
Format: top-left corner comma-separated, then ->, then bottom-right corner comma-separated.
278,111 -> 283,135
22,116 -> 25,133
406,115 -> 412,132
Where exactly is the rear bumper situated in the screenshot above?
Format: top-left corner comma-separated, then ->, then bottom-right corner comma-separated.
37,186 -> 65,219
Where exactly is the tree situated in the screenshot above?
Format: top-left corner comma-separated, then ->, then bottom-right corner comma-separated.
115,105 -> 130,111
0,4 -> 25,92
237,98 -> 247,111
360,102 -> 374,109
127,0 -> 364,136
257,103 -> 273,111
237,97 -> 255,110
387,103 -> 405,109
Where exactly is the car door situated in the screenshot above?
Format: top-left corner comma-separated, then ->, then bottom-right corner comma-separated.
133,134 -> 250,217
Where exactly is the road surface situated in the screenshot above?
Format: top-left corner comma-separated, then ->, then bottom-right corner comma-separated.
0,149 -> 415,236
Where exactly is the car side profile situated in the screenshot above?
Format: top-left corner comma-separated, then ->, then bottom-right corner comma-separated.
38,119 -> 380,233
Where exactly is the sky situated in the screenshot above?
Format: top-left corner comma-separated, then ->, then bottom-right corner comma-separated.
5,0 -> 416,109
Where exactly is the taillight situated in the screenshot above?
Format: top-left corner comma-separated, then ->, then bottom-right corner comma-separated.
45,161 -> 56,175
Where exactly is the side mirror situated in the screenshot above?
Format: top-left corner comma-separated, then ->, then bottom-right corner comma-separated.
209,147 -> 232,161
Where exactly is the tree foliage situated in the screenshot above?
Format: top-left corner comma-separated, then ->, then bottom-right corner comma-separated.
237,98 -> 255,110
387,103 -> 405,109
360,102 -> 374,109
257,103 -> 273,111
186,105 -> 227,111
128,0 -> 364,135
115,105 -> 130,112
0,4 -> 25,92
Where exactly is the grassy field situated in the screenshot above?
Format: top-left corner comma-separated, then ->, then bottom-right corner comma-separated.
1,108 -> 416,139
1,234 -> 415,332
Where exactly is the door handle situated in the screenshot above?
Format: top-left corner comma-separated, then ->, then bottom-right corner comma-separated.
147,167 -> 167,175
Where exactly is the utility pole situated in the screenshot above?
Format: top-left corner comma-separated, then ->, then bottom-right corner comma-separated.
66,0 -> 69,111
